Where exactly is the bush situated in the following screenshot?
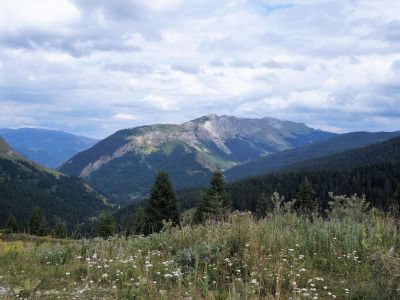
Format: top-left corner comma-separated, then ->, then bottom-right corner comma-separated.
326,193 -> 373,222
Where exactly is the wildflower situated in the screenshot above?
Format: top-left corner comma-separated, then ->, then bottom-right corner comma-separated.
250,279 -> 258,284
102,274 -> 108,278
65,272 -> 70,276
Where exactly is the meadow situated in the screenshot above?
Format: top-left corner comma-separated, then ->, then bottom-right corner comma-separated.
0,205 -> 399,299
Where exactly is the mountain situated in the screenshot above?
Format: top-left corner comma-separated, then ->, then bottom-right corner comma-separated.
225,131 -> 400,181
59,114 -> 334,204
0,138 -> 112,228
0,128 -> 98,168
178,135 -> 400,213
117,136 -> 400,223
281,136 -> 400,172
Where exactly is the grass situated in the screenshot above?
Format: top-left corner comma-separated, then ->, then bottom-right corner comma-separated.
0,211 -> 399,299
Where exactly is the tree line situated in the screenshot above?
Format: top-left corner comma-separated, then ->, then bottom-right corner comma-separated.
4,165 -> 400,239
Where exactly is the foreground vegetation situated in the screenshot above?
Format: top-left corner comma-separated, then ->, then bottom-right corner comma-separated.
1,204 -> 399,299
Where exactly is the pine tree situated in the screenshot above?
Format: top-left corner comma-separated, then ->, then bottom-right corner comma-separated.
53,219 -> 68,239
256,192 -> 271,219
195,169 -> 231,222
294,177 -> 318,216
145,171 -> 180,233
96,211 -> 116,239
131,206 -> 147,235
391,183 -> 400,216
7,214 -> 18,233
29,208 -> 46,236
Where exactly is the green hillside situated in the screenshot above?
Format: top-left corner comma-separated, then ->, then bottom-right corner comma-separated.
282,136 -> 400,172
0,138 -> 113,228
225,131 -> 400,181
59,115 -> 333,205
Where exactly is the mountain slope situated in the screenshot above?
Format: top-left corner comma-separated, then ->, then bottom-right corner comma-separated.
0,128 -> 98,168
282,136 -> 400,173
0,138 -> 112,228
59,114 -> 334,204
225,131 -> 400,181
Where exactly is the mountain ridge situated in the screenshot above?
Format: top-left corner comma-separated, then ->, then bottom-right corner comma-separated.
59,114 -> 334,204
0,128 -> 98,168
225,131 -> 400,181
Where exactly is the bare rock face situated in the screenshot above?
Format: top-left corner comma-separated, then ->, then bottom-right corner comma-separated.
59,115 -> 333,204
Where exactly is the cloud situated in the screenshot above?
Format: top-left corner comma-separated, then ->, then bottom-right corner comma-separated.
0,0 -> 399,138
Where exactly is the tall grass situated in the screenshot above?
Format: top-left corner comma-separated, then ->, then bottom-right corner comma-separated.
0,210 -> 399,299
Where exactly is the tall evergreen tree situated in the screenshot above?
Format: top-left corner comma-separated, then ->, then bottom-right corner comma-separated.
53,218 -> 68,239
96,211 -> 116,239
7,214 -> 18,233
195,169 -> 231,222
256,192 -> 271,219
131,206 -> 147,235
29,207 -> 46,236
294,177 -> 318,216
145,171 -> 180,233
391,183 -> 400,216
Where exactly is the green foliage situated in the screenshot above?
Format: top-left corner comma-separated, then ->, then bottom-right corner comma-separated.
195,169 -> 231,222
390,183 -> 400,217
38,244 -> 74,266
7,214 -> 18,233
393,183 -> 400,207
145,171 -> 180,233
29,208 -> 46,236
96,211 -> 116,239
255,191 -> 272,218
52,219 -> 68,239
218,161 -> 400,214
1,208 -> 399,299
0,156 -> 111,229
294,177 -> 318,216
326,193 -> 373,222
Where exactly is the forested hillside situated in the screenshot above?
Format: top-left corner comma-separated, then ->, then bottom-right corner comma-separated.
283,136 -> 400,172
0,138 -> 112,228
225,131 -> 400,181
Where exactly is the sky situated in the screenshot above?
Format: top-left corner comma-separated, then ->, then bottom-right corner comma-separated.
0,0 -> 400,138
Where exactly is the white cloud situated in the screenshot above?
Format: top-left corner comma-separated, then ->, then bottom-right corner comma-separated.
113,113 -> 139,121
0,0 -> 399,137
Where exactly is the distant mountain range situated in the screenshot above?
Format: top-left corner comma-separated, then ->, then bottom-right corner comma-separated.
0,138 -> 112,228
0,128 -> 98,168
59,114 -> 334,204
1,114 -> 399,228
225,131 -> 400,181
